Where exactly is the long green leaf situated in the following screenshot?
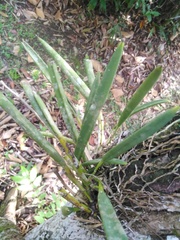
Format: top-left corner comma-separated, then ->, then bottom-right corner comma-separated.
130,99 -> 169,116
98,185 -> 128,240
37,37 -> 90,98
0,92 -> 66,168
75,43 -> 124,160
49,63 -> 79,142
33,91 -> 68,147
102,106 -> 179,163
84,72 -> 101,119
84,58 -> 95,88
22,41 -> 50,82
117,66 -> 162,128
82,158 -> 127,166
21,80 -> 53,130
0,92 -> 88,192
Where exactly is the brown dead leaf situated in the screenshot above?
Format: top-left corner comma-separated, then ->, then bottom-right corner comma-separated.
111,88 -> 124,100
0,10 -> 8,18
22,9 -> 37,19
91,59 -> 103,72
2,128 -> 16,139
28,0 -> 40,5
0,37 -> 2,45
10,81 -> 15,89
7,154 -> 22,163
20,68 -> 30,78
39,158 -> 53,175
27,54 -> 34,63
121,31 -> 134,38
65,91 -> 77,103
89,135 -> 96,146
17,132 -> 27,151
0,140 -> 7,151
151,88 -> 158,97
54,10 -> 62,21
115,75 -> 124,85
36,1 -> 45,19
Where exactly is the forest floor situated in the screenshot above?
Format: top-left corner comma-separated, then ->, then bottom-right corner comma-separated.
0,0 -> 180,237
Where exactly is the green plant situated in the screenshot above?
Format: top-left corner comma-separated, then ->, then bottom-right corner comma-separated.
0,37 -> 179,239
31,69 -> 41,81
11,164 -> 42,197
11,164 -> 66,223
8,68 -> 20,81
34,193 -> 66,224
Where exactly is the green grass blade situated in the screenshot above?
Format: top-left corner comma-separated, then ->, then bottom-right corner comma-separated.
22,41 -> 50,82
49,63 -> 79,142
75,43 -> 124,160
102,106 -> 179,163
38,37 -> 90,98
117,66 -> 162,128
98,185 -> 128,240
130,99 -> 169,116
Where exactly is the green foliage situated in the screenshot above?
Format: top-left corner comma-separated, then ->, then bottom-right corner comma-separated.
8,69 -> 21,81
84,0 -> 179,38
98,184 -> 128,240
11,164 -> 42,196
11,164 -> 66,223
34,193 -> 66,224
0,38 -> 179,238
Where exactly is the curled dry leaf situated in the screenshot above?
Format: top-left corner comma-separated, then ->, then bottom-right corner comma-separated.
121,31 -> 134,38
91,59 -> 103,72
7,154 -> 22,163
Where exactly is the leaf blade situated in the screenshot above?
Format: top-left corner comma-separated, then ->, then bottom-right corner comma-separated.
38,37 -> 90,98
22,41 -> 50,82
98,186 -> 128,240
117,66 -> 162,128
103,106 -> 179,163
75,43 -> 124,160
